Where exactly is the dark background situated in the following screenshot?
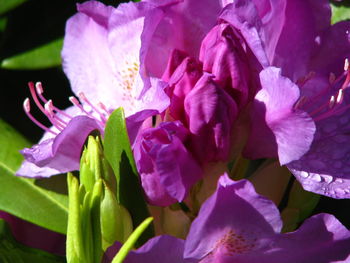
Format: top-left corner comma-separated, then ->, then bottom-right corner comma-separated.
0,0 -> 349,229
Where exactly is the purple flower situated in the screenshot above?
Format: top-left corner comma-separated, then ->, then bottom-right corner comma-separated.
243,67 -> 316,165
184,175 -> 350,263
133,121 -> 202,206
221,0 -> 350,198
105,174 -> 350,263
17,0 -> 172,178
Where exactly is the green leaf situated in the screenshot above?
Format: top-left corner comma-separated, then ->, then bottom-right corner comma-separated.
281,180 -> 320,232
0,0 -> 27,15
0,119 -> 68,234
104,108 -> 154,246
331,2 -> 350,24
0,17 -> 7,32
1,38 -> 63,70
112,217 -> 153,263
0,219 -> 65,263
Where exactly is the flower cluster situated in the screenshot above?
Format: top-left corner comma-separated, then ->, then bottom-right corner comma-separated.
13,0 -> 350,262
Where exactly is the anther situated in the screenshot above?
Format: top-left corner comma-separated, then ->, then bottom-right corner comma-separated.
23,98 -> 57,135
23,98 -> 30,112
98,102 -> 109,114
44,100 -> 55,117
344,58 -> 349,71
329,96 -> 335,109
35,82 -> 44,95
77,91 -> 107,122
336,89 -> 344,104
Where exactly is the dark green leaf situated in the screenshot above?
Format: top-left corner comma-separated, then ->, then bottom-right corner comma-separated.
0,219 -> 65,263
1,38 -> 63,70
0,17 -> 7,32
0,119 -> 68,234
104,108 -> 154,246
0,0 -> 27,15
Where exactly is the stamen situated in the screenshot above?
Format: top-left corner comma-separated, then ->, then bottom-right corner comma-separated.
44,101 -> 66,131
45,100 -> 68,126
35,82 -> 44,98
69,96 -> 91,116
78,92 -> 107,122
344,58 -> 349,71
24,82 -> 110,135
336,89 -> 344,104
28,82 -> 47,115
294,96 -> 307,110
303,59 -> 350,123
297,71 -> 315,86
36,82 -> 73,119
98,102 -> 110,115
23,98 -> 57,135
329,96 -> 335,109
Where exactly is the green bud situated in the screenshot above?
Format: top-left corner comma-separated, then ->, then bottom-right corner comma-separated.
67,175 -> 105,263
90,180 -> 103,263
66,173 -> 84,263
80,136 -> 116,193
100,183 -> 133,250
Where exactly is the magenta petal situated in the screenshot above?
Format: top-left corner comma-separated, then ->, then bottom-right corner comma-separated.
200,23 -> 252,108
286,72 -> 350,198
184,174 -> 282,261
310,21 -> 350,76
244,67 -> 315,165
271,0 -> 331,80
263,214 -> 350,263
134,121 -> 202,206
0,212 -> 65,255
62,1 -> 121,111
287,119 -> 350,199
220,0 -> 269,68
251,0 -> 287,66
126,109 -> 158,146
135,77 -> 170,115
125,235 -> 185,263
165,54 -> 203,122
17,116 -> 101,178
103,235 -> 185,263
184,175 -> 350,263
141,0 -> 225,78
184,74 -> 237,163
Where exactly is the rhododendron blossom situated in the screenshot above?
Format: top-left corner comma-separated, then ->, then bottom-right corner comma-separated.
105,175 -> 350,263
16,1 -> 170,178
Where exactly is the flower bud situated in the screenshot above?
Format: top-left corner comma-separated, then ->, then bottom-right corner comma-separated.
80,135 -> 115,192
133,121 -> 202,206
100,183 -> 133,250
67,174 -> 104,263
200,23 -> 252,108
184,74 -> 238,163
163,50 -> 203,122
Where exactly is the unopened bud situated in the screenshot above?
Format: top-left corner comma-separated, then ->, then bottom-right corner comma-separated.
100,184 -> 133,250
80,136 -> 115,192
